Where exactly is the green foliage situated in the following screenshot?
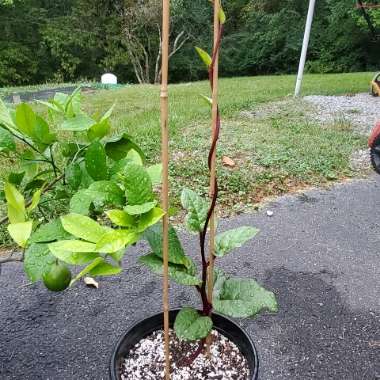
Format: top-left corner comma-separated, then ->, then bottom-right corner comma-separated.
139,253 -> 201,286
123,163 -> 154,205
215,227 -> 259,257
29,219 -> 71,244
7,221 -> 33,248
85,141 -> 108,181
1,88 -> 164,291
124,201 -> 157,215
105,134 -> 145,162
0,0 -> 377,86
213,270 -> 278,318
0,128 -> 16,152
174,307 -> 213,341
4,182 -> 26,223
24,243 -> 56,282
195,47 -> 212,68
181,188 -> 208,233
60,214 -> 110,243
144,223 -> 195,269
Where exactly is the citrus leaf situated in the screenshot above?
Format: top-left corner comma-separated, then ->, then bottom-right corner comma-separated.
49,240 -> 97,254
105,133 -> 145,161
27,188 -> 42,212
137,207 -> 165,233
106,209 -> 135,227
33,116 -> 56,146
69,190 -> 94,215
85,141 -> 108,181
200,94 -> 213,106
88,181 -> 125,206
124,200 -> 157,215
8,172 -> 25,186
174,307 -> 213,341
109,249 -> 125,262
7,221 -> 33,248
15,103 -> 36,137
127,149 -> 144,165
124,163 -> 153,205
60,114 -> 95,131
89,261 -> 122,276
95,230 -> 139,253
0,98 -> 17,130
215,226 -> 259,257
24,243 -> 55,282
65,163 -> 82,191
4,182 -> 26,223
49,249 -> 99,265
0,127 -> 16,152
87,119 -> 111,141
69,182 -> 125,215
60,213 -> 109,243
29,219 -> 71,244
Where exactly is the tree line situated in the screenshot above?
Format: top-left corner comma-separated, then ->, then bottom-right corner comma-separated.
0,0 -> 379,87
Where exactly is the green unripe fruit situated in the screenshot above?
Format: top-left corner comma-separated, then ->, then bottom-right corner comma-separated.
43,262 -> 72,292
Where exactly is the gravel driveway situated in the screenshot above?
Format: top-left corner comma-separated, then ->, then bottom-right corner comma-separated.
1,177 -> 379,380
304,93 -> 380,135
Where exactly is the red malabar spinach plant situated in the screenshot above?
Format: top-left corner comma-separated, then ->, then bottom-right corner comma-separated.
139,2 -> 278,360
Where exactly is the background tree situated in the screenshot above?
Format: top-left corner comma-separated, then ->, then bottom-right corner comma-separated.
0,0 -> 379,87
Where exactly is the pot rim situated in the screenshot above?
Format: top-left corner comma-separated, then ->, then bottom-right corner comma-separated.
110,308 -> 259,380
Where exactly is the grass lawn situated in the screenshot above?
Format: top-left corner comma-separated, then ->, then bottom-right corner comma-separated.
0,72 -> 371,244
81,72 -> 369,212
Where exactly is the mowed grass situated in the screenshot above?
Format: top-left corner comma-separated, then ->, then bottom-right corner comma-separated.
80,72 -> 369,212
0,72 -> 370,245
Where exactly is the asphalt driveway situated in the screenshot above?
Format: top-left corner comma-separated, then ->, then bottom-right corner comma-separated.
1,177 -> 379,380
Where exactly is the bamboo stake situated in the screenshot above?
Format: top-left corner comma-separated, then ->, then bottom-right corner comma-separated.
160,0 -> 171,379
207,0 -> 220,354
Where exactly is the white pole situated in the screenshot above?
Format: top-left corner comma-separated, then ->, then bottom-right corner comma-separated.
294,0 -> 316,97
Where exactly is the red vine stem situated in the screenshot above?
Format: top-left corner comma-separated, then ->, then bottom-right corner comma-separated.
198,24 -> 224,316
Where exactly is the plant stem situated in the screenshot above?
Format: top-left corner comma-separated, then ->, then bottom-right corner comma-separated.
180,338 -> 206,367
49,145 -> 58,178
6,128 -> 61,176
9,130 -> 42,156
205,0 -> 223,356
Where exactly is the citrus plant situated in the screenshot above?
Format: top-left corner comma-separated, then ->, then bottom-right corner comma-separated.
1,88 -> 164,290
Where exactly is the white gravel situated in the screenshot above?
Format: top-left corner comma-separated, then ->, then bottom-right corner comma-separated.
120,329 -> 250,380
304,93 -> 380,135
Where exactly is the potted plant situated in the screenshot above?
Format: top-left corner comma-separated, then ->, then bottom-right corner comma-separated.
111,2 -> 278,377
1,2 -> 278,379
0,88 -> 163,288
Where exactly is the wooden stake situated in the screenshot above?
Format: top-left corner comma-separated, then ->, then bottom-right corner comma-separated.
160,0 -> 171,379
207,0 -> 220,354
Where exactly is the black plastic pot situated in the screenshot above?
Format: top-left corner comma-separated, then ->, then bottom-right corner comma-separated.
110,309 -> 259,380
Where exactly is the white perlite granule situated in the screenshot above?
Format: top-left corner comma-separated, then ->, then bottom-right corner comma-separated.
120,329 -> 250,380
